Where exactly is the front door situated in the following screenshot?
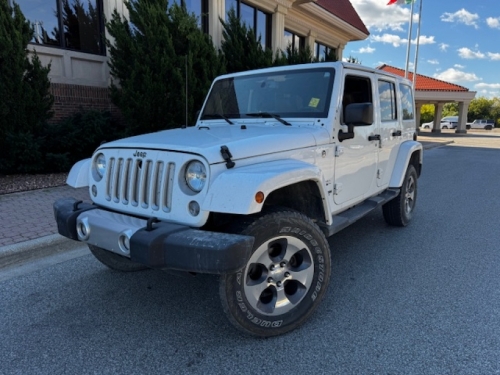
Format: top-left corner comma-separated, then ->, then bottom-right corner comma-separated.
334,73 -> 378,206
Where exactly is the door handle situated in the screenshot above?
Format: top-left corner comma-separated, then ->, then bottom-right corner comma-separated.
392,130 -> 402,137
368,134 -> 381,141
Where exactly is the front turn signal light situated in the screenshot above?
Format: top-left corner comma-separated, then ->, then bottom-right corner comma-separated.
255,191 -> 265,204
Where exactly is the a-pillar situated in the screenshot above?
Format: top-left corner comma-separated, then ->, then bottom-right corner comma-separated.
432,103 -> 444,133
455,101 -> 469,134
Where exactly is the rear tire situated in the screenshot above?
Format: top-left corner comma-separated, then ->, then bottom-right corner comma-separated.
88,244 -> 148,272
219,209 -> 331,337
383,165 -> 418,227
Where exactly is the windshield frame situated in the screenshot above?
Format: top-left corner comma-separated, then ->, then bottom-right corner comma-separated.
200,67 -> 336,121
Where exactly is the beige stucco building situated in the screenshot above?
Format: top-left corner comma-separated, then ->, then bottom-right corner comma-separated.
12,0 -> 369,120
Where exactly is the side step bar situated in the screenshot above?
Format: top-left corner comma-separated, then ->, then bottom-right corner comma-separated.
320,189 -> 400,237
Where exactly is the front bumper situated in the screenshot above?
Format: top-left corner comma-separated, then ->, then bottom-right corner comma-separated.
53,198 -> 254,274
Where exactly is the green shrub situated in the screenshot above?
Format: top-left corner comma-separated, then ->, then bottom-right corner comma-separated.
43,110 -> 126,172
0,0 -> 53,174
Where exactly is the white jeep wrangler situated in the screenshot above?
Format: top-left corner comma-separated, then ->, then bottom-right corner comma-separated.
54,62 -> 422,337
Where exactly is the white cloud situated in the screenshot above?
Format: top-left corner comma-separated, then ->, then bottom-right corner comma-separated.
439,43 -> 449,52
349,0 -> 413,32
454,64 -> 465,69
371,34 -> 406,47
487,52 -> 500,61
458,47 -> 485,59
475,83 -> 500,90
434,68 -> 481,83
411,35 -> 435,45
441,9 -> 479,28
357,46 -> 376,53
475,83 -> 500,98
486,17 -> 500,29
427,59 -> 439,65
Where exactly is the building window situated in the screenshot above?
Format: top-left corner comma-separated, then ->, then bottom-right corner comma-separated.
284,30 -> 305,52
15,0 -> 105,55
378,80 -> 397,121
314,42 -> 337,61
172,0 -> 209,34
399,83 -> 414,120
226,0 -> 272,49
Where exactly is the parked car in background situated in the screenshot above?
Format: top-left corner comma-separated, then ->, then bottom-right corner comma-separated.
466,119 -> 495,130
420,116 -> 458,129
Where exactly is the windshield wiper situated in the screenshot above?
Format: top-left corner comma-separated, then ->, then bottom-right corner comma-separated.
200,113 -> 234,125
246,112 -> 291,126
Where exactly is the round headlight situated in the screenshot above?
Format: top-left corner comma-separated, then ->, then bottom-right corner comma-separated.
185,161 -> 207,192
95,153 -> 106,179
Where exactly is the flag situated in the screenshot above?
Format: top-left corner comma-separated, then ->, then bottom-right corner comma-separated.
387,0 -> 414,5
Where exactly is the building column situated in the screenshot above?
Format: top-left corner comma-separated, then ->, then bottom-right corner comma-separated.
432,103 -> 443,133
415,102 -> 422,134
455,101 -> 469,134
209,0 -> 225,48
272,4 -> 288,54
305,30 -> 316,54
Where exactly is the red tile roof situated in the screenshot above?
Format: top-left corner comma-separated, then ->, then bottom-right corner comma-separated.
378,64 -> 470,92
316,0 -> 370,36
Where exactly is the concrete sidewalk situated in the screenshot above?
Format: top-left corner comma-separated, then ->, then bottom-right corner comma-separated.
0,134 -> 454,269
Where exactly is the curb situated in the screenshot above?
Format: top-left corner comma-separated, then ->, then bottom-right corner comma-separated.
0,234 -> 84,270
421,140 -> 454,150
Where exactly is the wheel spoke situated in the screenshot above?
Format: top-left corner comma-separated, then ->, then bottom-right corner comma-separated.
288,265 -> 313,285
245,278 -> 271,305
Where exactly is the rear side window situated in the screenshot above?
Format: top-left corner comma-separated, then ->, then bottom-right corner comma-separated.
378,80 -> 397,121
399,83 -> 414,120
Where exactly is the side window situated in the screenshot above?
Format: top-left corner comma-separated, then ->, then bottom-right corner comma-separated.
399,83 -> 414,120
378,80 -> 397,121
342,75 -> 373,124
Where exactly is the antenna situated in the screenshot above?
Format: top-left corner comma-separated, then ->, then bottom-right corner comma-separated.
185,55 -> 188,127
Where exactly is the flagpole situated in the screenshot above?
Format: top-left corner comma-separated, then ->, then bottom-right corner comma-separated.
404,0 -> 415,78
412,0 -> 423,88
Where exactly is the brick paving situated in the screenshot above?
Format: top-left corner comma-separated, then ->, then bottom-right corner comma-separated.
0,186 -> 90,247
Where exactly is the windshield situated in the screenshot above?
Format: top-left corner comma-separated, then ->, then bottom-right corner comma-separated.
201,67 -> 335,121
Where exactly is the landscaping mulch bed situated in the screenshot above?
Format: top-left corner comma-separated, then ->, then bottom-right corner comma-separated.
0,173 -> 68,195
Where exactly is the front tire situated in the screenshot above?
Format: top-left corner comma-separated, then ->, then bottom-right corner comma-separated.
219,209 -> 331,337
88,244 -> 148,272
383,164 -> 418,227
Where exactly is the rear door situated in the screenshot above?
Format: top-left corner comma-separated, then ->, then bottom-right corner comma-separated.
376,78 -> 400,187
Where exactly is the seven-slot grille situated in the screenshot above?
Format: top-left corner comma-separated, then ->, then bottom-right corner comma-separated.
104,157 -> 175,212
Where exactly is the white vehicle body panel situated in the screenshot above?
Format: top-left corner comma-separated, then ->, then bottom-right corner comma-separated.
65,62 -> 422,230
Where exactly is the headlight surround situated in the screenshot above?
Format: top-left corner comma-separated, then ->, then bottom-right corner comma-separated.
93,153 -> 106,181
185,160 -> 207,193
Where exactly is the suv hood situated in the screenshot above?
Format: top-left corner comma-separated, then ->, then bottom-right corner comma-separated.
99,123 -> 330,164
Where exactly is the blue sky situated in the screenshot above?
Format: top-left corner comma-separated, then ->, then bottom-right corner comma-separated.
347,0 -> 500,98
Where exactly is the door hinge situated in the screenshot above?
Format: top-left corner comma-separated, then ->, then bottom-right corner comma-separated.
333,183 -> 343,195
335,145 -> 344,157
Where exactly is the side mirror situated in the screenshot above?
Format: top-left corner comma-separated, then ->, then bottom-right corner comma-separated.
345,102 -> 373,126
339,102 -> 373,142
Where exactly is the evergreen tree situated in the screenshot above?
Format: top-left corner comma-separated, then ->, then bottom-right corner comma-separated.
0,0 -> 53,173
220,8 -> 273,73
106,0 -> 223,134
274,44 -> 314,66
